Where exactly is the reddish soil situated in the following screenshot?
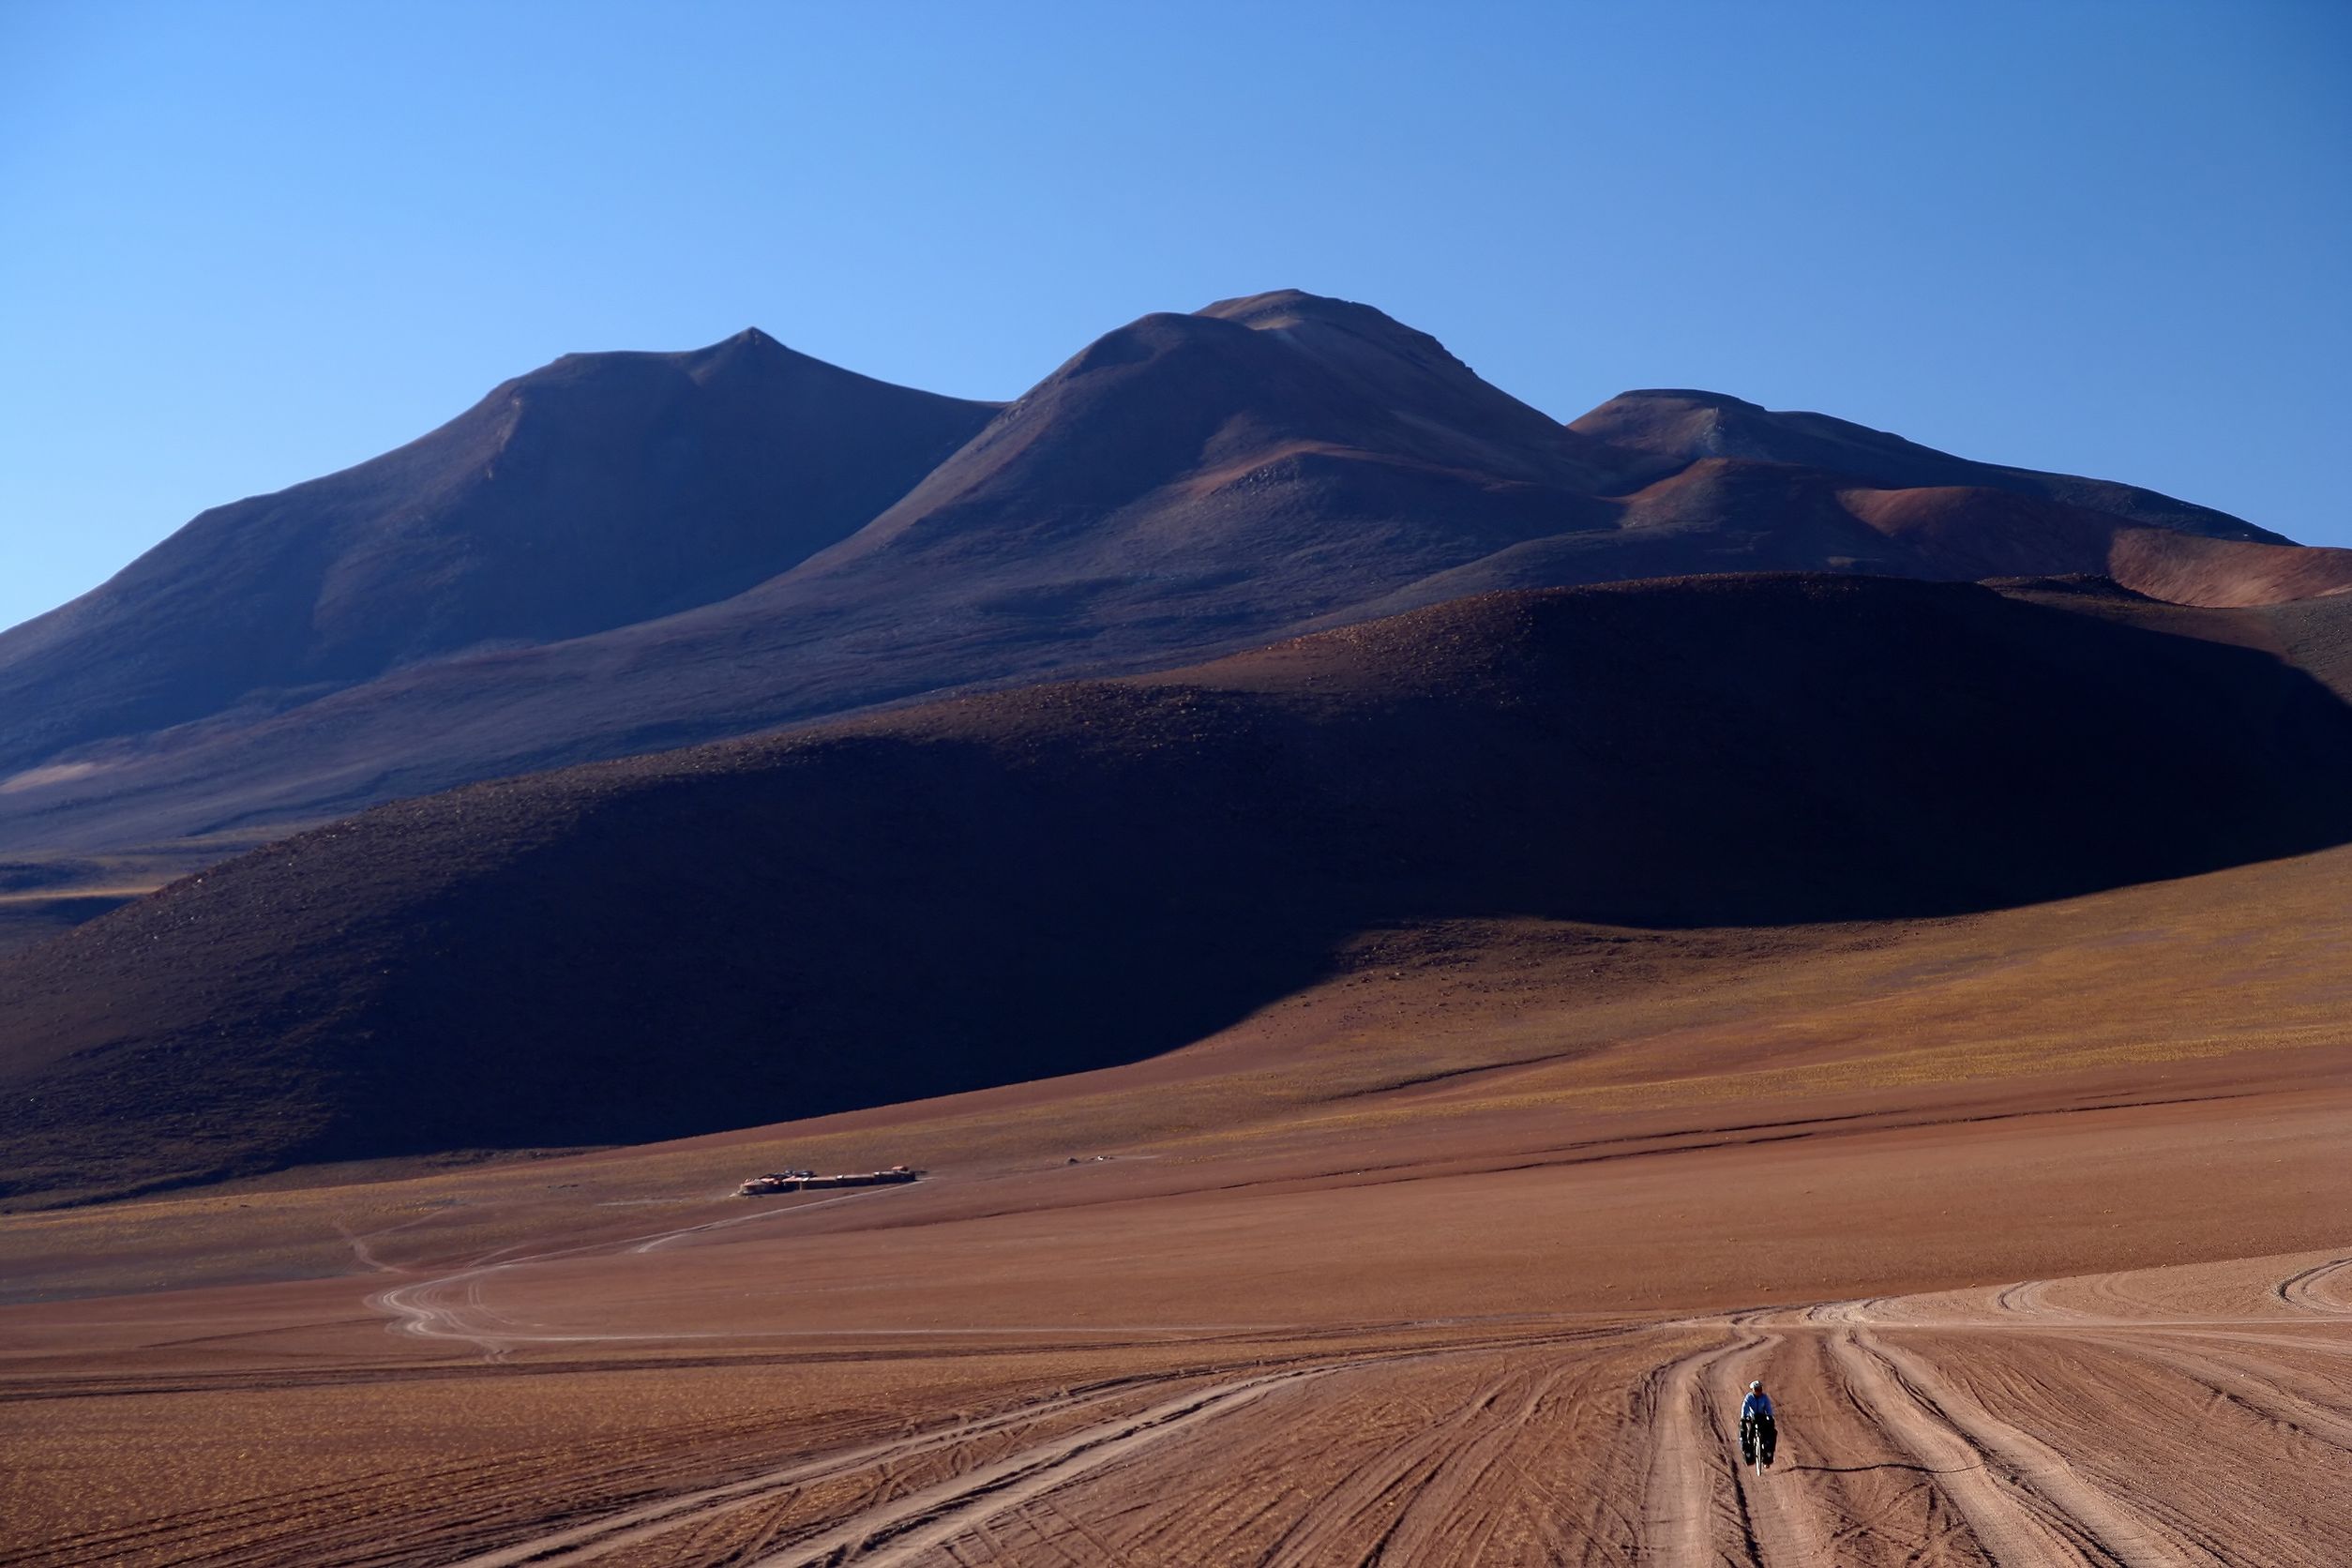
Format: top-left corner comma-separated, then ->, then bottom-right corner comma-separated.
3,840 -> 2348,1564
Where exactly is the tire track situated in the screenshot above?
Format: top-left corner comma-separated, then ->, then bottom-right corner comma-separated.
1945,1328 -> 2347,1564
1730,1330 -> 1896,1568
1248,1362 -> 1560,1565
1393,1364 -> 1578,1566
6,1401 -> 881,1568
1241,1374 -> 1498,1561
741,1367 -> 1330,1567
1636,1329 -> 1752,1567
1859,1331 -> 2228,1565
1993,1278 -> 2082,1321
2274,1257 -> 2352,1314
437,1379 -> 1191,1567
1805,1334 -> 1986,1568
24,1250 -> 2352,1567
366,1188 -> 916,1360
2071,1331 -> 2352,1455
1827,1331 -> 2114,1565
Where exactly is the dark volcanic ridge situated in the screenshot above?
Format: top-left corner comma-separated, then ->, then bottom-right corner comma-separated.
6,290 -> 2349,861
7,573 -> 2351,1205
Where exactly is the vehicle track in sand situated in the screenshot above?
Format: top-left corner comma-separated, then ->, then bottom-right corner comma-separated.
1727,1329 -> 1907,1568
1636,1332 -> 1751,1568
1828,1329 -> 2164,1566
429,1331 -> 1671,1568
365,1188 -> 916,1359
21,1252 -> 2351,1566
2069,1327 -> 2352,1448
2275,1256 -> 2352,1313
743,1368 -> 1329,1568
1238,1361 -> 1577,1564
434,1380 -> 1180,1566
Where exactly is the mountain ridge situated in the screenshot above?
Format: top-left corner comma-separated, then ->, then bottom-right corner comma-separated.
0,333 -> 1000,761
6,290 -> 2348,864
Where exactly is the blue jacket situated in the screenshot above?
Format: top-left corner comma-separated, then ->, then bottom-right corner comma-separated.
1741,1391 -> 1774,1422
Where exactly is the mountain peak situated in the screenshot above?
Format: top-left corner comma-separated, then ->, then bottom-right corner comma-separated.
681,324 -> 807,379
1199,288 -> 1395,326
711,325 -> 803,360
1606,388 -> 1766,412
1194,290 -> 1445,358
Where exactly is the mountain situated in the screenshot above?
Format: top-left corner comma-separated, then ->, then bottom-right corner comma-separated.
5,292 -> 2349,864
6,572 -> 2349,1205
1569,387 -> 2284,540
0,332 -> 997,770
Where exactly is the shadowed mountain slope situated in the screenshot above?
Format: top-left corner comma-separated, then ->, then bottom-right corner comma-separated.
5,572 -> 2349,1204
6,292 -> 2348,863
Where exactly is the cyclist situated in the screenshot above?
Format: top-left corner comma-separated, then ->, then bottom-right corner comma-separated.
1739,1380 -> 1777,1474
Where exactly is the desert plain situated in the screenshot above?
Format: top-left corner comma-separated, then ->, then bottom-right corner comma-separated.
6,834 -> 2347,1567
7,291 -> 2352,1568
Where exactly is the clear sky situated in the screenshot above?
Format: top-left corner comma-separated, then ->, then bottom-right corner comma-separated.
3,0 -> 2346,634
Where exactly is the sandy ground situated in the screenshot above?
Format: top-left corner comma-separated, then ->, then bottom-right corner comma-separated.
5,846 -> 2350,1564
6,1214 -> 2344,1566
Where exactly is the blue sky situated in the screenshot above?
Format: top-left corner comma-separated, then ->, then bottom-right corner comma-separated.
3,0 -> 2346,633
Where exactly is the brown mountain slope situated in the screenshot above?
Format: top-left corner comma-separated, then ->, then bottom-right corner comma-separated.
0,331 -> 999,770
3,292 -> 2337,866
0,292 -> 1638,856
1842,485 -> 2352,606
1570,386 -> 2284,540
4,572 -> 2348,1205
2105,524 -> 2352,607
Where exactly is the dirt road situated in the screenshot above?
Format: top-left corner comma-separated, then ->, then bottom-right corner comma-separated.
929,1254 -> 2352,1568
11,1246 -> 2344,1566
357,1211 -> 2350,1566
